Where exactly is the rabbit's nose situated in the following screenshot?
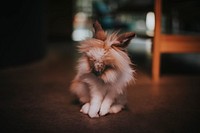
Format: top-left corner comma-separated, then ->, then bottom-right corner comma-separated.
92,62 -> 105,76
95,63 -> 104,72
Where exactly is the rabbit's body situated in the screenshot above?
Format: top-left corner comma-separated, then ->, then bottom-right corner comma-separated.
70,21 -> 135,118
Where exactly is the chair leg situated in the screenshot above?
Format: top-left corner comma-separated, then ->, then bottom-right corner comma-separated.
152,51 -> 160,82
152,0 -> 162,82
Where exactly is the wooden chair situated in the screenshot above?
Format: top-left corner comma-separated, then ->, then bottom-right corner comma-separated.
152,0 -> 200,82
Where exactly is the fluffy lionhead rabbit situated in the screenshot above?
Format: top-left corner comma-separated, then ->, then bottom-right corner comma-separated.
70,21 -> 135,118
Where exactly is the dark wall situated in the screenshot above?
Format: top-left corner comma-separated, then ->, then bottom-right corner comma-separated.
0,0 -> 73,68
0,0 -> 46,68
47,0 -> 73,41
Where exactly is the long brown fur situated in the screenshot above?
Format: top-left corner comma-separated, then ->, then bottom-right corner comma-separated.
70,21 -> 135,118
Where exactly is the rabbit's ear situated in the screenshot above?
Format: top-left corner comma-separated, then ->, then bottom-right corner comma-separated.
114,32 -> 135,48
93,21 -> 106,41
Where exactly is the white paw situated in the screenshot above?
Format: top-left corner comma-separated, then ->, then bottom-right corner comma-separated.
80,103 -> 90,114
88,110 -> 99,118
109,105 -> 123,114
99,106 -> 109,116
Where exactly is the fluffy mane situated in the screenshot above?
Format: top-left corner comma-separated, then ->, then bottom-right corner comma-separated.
70,21 -> 136,118
76,32 -> 135,93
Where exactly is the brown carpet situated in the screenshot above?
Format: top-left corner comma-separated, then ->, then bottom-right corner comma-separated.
0,44 -> 200,133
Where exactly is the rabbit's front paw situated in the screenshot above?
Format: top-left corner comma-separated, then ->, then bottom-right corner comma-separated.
80,103 -> 90,114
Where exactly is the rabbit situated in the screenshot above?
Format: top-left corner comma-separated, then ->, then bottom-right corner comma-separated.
70,21 -> 135,118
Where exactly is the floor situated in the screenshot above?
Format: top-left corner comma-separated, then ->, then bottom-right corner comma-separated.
0,43 -> 200,133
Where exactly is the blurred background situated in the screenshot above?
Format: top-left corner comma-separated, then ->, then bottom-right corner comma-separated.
0,0 -> 200,76
1,0 -> 200,132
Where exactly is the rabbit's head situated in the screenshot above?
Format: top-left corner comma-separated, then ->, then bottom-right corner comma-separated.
78,21 -> 135,77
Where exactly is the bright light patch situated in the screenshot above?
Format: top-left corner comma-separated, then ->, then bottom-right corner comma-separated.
146,12 -> 155,31
72,29 -> 93,41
